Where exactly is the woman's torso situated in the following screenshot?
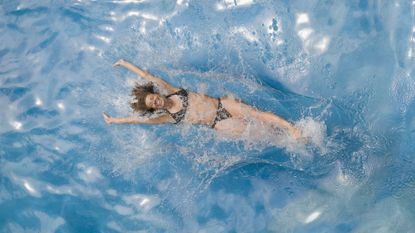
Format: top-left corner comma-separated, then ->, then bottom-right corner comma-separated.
167,90 -> 218,126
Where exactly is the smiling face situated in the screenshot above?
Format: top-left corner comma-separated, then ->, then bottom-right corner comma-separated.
145,93 -> 165,109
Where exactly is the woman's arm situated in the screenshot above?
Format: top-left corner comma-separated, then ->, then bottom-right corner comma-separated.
113,59 -> 179,94
103,112 -> 173,125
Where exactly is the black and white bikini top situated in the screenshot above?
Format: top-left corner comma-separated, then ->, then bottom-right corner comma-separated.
166,89 -> 188,124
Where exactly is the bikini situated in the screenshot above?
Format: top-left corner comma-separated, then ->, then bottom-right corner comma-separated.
166,89 -> 232,128
211,99 -> 232,128
166,89 -> 188,124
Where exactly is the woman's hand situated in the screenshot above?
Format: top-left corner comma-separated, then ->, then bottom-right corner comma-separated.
102,112 -> 113,124
113,59 -> 126,67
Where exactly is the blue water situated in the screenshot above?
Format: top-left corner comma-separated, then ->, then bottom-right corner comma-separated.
1,0 -> 415,232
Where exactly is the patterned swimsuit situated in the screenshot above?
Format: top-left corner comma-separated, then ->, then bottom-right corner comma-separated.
166,89 -> 232,127
166,89 -> 188,124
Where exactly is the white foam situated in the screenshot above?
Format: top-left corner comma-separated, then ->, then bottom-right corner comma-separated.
176,0 -> 186,5
298,28 -> 314,40
111,0 -> 145,4
295,117 -> 327,152
304,210 -> 321,223
34,211 -> 65,233
95,35 -> 111,44
314,36 -> 330,53
23,180 -> 40,197
123,194 -> 161,211
232,27 -> 258,42
35,96 -> 43,106
296,13 -> 310,25
114,205 -> 134,215
57,102 -> 65,110
11,121 -> 23,130
107,189 -> 118,196
216,0 -> 254,11
77,164 -> 104,183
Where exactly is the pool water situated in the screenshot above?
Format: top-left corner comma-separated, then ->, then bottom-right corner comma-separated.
1,0 -> 415,232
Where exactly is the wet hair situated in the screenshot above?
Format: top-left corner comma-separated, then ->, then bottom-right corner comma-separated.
130,82 -> 157,116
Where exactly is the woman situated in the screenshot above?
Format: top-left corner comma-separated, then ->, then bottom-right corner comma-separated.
103,59 -> 303,140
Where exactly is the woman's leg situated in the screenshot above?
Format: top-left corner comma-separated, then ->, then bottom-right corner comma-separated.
213,117 -> 248,137
219,97 -> 302,139
212,97 -> 248,137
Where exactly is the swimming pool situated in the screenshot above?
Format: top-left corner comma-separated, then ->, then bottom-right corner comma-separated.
1,0 -> 415,232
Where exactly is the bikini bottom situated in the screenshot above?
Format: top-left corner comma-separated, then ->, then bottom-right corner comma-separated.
211,99 -> 232,128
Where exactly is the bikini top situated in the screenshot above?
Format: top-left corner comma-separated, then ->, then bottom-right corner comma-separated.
166,89 -> 188,124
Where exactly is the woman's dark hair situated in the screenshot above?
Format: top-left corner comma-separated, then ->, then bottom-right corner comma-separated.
130,82 -> 157,115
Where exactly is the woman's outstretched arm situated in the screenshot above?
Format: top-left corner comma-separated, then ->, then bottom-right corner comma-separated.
102,112 -> 173,124
113,59 -> 179,94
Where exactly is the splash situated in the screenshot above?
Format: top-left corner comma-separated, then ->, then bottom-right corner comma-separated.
295,117 -> 328,153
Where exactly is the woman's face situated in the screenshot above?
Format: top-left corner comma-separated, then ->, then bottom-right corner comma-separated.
145,94 -> 165,109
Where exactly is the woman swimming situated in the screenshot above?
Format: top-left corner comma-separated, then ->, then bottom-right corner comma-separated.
103,59 -> 303,140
